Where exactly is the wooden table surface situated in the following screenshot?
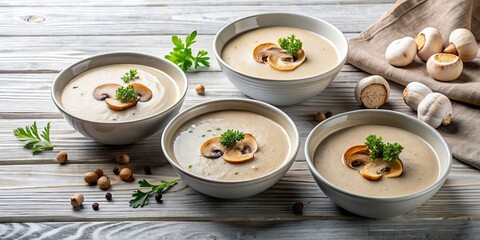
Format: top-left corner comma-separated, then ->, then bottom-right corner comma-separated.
1,0 -> 480,239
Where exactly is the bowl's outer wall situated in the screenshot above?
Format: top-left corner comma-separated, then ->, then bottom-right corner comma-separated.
52,52 -> 187,145
214,13 -> 348,106
305,110 -> 452,218
161,99 -> 299,198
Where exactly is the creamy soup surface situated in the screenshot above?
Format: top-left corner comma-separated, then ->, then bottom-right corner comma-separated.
61,64 -> 179,122
221,26 -> 339,80
314,125 -> 440,197
173,111 -> 290,181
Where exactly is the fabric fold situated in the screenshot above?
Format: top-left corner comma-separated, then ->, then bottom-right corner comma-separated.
348,0 -> 480,169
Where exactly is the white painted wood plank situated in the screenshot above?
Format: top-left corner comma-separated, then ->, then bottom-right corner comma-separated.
0,34 -> 361,73
0,70 -> 415,163
0,220 -> 478,240
1,4 -> 390,36
1,0 -> 396,7
0,0 -> 478,238
0,161 -> 478,222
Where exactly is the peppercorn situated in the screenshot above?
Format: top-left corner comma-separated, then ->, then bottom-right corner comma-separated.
155,193 -> 163,203
195,84 -> 205,95
315,111 -> 333,123
92,202 -> 99,211
144,166 -> 152,175
105,192 -> 112,201
95,168 -> 104,178
116,153 -> 130,165
119,168 -> 133,182
56,151 -> 68,164
83,171 -> 98,185
97,176 -> 111,190
292,201 -> 304,215
113,167 -> 120,175
70,193 -> 84,208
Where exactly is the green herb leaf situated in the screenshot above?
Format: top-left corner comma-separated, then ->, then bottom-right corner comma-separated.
13,122 -> 54,154
129,190 -> 151,208
383,143 -> 404,162
364,134 -> 384,159
219,129 -> 245,147
115,85 -> 137,102
165,30 -> 210,72
129,179 -> 180,208
121,69 -> 139,83
278,34 -> 303,56
364,134 -> 403,162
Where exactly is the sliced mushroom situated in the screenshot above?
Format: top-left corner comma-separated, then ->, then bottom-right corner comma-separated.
360,158 -> 403,181
200,137 -> 227,158
93,83 -> 121,101
131,83 -> 152,102
253,43 -> 282,63
342,144 -> 372,169
268,49 -> 306,71
223,134 -> 258,163
104,98 -> 138,111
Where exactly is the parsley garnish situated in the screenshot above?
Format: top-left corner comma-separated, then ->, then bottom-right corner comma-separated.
383,143 -> 404,162
219,129 -> 245,147
364,135 -> 403,162
365,135 -> 384,159
13,122 -> 53,154
278,34 -> 303,56
121,69 -> 139,83
165,30 -> 210,72
115,85 -> 137,102
129,179 -> 180,208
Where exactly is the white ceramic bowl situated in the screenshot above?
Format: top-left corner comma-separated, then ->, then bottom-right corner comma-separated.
161,99 -> 299,199
305,110 -> 451,218
213,13 -> 348,106
51,52 -> 187,145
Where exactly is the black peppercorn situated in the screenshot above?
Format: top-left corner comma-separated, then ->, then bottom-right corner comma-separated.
92,202 -> 99,211
155,193 -> 163,203
144,166 -> 152,175
292,201 -> 303,215
113,167 -> 120,175
105,192 -> 112,201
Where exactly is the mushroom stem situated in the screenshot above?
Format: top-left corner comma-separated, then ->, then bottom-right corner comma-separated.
443,43 -> 458,56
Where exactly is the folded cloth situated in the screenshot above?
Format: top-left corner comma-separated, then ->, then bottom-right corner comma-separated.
348,0 -> 480,169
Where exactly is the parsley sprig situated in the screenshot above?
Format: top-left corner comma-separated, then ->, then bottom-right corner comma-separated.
121,69 -> 139,83
115,85 -> 137,102
13,122 -> 53,154
129,179 -> 180,208
278,34 -> 303,56
364,135 -> 403,162
219,129 -> 245,147
165,30 -> 210,72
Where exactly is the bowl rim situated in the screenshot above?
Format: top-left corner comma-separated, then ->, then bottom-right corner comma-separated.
213,12 -> 349,82
51,51 -> 188,125
161,98 -> 300,184
305,109 -> 452,202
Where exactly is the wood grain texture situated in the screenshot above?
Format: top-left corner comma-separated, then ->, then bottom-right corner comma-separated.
0,161 -> 479,223
0,70 -> 410,163
0,34 -> 366,73
0,220 -> 478,240
1,0 -> 480,238
0,0 -> 396,7
1,4 -> 390,36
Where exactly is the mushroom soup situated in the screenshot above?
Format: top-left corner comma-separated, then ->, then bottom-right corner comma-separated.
173,110 -> 290,181
314,125 -> 439,197
221,26 -> 338,79
61,64 -> 179,122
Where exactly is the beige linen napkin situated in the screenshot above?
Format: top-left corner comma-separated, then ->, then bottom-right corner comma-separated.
348,0 -> 480,169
